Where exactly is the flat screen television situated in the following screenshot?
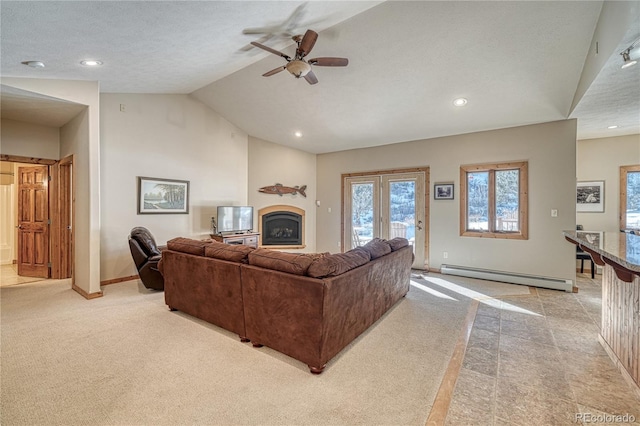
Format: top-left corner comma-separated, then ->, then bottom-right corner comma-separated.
216,206 -> 253,234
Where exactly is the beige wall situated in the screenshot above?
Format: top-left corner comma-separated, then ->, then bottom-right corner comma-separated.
1,118 -> 60,159
247,137 -> 317,252
0,78 -> 100,295
577,134 -> 640,231
317,120 -> 577,282
100,94 -> 248,281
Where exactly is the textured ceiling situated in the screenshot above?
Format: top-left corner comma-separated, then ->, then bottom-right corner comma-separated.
1,1 -> 639,154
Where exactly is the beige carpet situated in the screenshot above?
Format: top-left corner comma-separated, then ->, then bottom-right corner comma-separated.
0,272 -> 525,426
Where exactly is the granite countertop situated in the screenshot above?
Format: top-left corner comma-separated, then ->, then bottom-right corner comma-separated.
563,230 -> 640,272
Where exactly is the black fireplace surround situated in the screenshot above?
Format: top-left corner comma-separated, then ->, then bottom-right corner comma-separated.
261,211 -> 302,246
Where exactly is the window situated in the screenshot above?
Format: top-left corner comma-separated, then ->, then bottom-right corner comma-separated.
620,165 -> 640,230
460,161 -> 528,239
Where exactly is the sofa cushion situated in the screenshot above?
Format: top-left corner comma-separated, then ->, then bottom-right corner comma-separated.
387,237 -> 409,251
205,241 -> 254,263
307,247 -> 371,278
361,238 -> 392,259
302,252 -> 331,261
167,237 -> 210,256
248,248 -> 314,276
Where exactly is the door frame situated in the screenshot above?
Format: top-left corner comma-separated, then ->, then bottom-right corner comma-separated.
341,167 -> 430,269
1,154 -> 74,282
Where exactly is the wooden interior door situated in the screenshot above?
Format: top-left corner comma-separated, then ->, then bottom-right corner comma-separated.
49,157 -> 73,279
17,166 -> 49,278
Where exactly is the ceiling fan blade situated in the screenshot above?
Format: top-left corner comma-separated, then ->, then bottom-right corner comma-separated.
263,66 -> 286,77
297,29 -> 318,58
250,41 -> 291,61
308,57 -> 349,67
304,70 -> 318,85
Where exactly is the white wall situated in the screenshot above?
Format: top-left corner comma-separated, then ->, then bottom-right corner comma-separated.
317,120 -> 577,282
577,134 -> 640,231
100,94 -> 248,281
247,137 -> 317,252
0,119 -> 60,159
0,116 -> 60,266
0,78 -> 100,295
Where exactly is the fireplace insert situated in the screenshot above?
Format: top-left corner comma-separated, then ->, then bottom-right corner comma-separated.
261,211 -> 302,246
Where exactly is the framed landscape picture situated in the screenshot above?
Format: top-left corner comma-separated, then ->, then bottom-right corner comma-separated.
576,181 -> 604,213
137,177 -> 189,214
434,183 -> 454,200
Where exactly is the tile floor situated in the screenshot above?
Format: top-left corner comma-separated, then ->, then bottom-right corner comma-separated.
445,272 -> 640,426
0,264 -> 46,287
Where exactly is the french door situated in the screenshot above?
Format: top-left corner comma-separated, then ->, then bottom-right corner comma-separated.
343,169 -> 428,269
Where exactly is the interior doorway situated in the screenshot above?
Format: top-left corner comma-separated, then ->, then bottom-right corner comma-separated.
0,155 -> 74,284
343,167 -> 429,269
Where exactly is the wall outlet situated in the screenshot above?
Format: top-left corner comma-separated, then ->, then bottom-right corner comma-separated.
443,251 -> 448,259
327,207 -> 331,213
551,209 -> 558,217
337,241 -> 341,248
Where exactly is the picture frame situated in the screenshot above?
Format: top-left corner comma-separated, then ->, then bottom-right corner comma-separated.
576,230 -> 603,249
434,183 -> 454,200
137,176 -> 189,214
576,181 -> 604,213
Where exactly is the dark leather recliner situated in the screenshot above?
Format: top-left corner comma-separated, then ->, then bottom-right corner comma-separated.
128,227 -> 166,290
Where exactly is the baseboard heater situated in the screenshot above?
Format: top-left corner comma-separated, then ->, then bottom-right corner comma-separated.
440,264 -> 574,292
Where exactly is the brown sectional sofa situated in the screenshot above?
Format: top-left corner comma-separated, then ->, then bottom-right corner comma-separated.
159,236 -> 413,374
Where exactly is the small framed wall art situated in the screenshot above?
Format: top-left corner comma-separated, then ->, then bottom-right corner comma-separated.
137,176 -> 190,214
434,183 -> 454,200
576,180 -> 604,213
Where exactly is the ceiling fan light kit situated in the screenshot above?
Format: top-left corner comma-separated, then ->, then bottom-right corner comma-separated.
287,60 -> 311,77
251,29 -> 348,85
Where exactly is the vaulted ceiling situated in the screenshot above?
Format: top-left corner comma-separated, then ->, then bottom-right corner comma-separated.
1,1 -> 639,154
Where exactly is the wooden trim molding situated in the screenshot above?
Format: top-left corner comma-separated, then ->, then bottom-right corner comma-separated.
426,299 -> 479,426
459,161 -> 528,240
620,165 -> 640,230
100,275 -> 139,286
72,284 -> 103,300
0,154 -> 57,165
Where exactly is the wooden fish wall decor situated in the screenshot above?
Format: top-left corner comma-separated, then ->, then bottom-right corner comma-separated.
259,183 -> 307,197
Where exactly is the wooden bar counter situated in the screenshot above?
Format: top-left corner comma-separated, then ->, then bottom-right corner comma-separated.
564,230 -> 640,395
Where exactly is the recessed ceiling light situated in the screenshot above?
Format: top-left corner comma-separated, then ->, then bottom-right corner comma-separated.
80,60 -> 103,66
608,125 -> 619,129
21,61 -> 45,68
294,131 -> 303,138
453,98 -> 468,107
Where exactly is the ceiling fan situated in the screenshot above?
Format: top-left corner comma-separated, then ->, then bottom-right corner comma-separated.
251,29 -> 348,85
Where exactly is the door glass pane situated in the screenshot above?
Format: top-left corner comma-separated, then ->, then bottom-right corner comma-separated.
467,172 -> 488,231
495,169 -> 519,231
627,171 -> 640,229
389,181 -> 415,244
352,183 -> 374,246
